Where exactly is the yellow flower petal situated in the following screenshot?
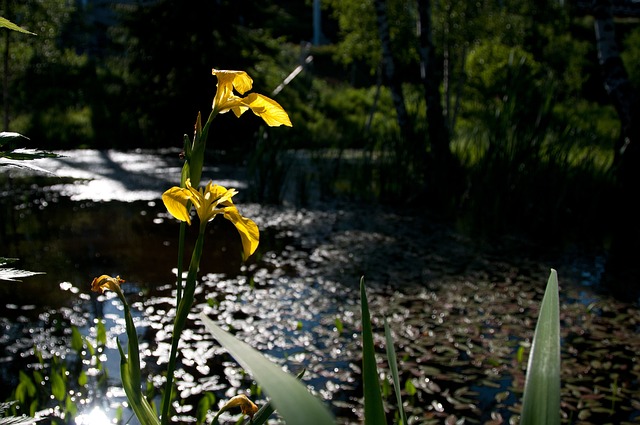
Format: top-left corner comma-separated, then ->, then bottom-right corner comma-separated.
212,69 -> 254,114
162,179 -> 259,260
91,275 -> 125,294
162,186 -> 193,224
211,69 -> 291,127
244,93 -> 292,127
220,394 -> 258,419
212,69 -> 253,95
223,207 -> 260,260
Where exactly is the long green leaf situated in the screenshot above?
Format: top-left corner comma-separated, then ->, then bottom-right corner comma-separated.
113,284 -> 160,425
520,268 -> 561,425
360,278 -> 386,425
199,313 -> 335,425
0,17 -> 35,35
384,318 -> 407,425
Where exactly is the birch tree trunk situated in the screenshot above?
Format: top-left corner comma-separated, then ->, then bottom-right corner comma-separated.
372,0 -> 412,145
593,0 -> 640,296
417,0 -> 451,163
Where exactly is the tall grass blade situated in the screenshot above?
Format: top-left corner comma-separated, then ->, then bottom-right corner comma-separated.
199,313 -> 335,425
520,268 -> 560,425
384,318 -> 407,425
360,278 -> 386,425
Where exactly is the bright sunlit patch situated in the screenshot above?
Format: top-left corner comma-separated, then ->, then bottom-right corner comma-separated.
75,406 -> 112,425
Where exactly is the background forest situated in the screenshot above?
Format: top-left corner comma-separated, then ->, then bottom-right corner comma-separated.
3,0 -> 640,259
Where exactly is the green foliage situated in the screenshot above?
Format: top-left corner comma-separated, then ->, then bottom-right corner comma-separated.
520,269 -> 561,425
0,16 -> 35,35
0,258 -> 44,282
359,279 -> 386,425
622,26 -> 640,91
200,313 -> 335,425
3,1 -> 98,148
384,318 -> 407,425
0,401 -> 38,425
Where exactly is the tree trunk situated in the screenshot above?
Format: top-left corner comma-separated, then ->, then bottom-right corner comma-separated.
372,0 -> 412,145
417,0 -> 451,163
415,0 -> 462,209
593,0 -> 640,298
3,0 -> 10,131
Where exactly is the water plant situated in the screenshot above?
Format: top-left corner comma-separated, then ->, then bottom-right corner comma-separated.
86,69 -> 339,425
520,269 -> 560,425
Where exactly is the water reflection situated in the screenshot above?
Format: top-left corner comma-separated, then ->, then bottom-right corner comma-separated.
74,406 -> 112,425
1,150 -> 639,424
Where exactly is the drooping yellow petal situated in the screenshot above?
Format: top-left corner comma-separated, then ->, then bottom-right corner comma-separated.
244,93 -> 292,127
91,275 -> 125,294
162,186 -> 193,225
219,394 -> 258,419
211,69 -> 291,127
212,69 -> 254,114
230,103 -> 250,118
223,207 -> 260,260
212,69 -> 253,95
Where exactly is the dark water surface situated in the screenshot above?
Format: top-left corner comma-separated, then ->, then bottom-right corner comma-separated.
1,150 -> 639,424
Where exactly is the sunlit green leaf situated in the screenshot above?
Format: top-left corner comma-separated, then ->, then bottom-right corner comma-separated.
96,319 -> 107,346
520,268 -> 561,425
0,17 -> 35,35
196,392 -> 215,424
0,263 -> 44,282
404,379 -> 417,397
51,371 -> 66,402
65,394 -> 77,416
200,313 -> 335,425
71,327 -> 83,353
78,371 -> 87,387
0,414 -> 41,425
360,278 -> 386,425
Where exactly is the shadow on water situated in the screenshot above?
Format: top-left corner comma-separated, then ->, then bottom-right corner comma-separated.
1,150 -> 639,424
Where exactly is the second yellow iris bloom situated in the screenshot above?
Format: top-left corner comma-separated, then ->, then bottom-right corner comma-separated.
211,69 -> 292,127
162,179 -> 259,260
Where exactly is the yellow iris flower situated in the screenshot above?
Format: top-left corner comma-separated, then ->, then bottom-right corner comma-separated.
211,69 -> 292,127
162,179 -> 259,260
219,394 -> 259,419
91,275 -> 125,294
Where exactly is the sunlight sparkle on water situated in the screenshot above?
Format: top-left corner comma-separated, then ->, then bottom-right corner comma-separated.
75,406 -> 112,425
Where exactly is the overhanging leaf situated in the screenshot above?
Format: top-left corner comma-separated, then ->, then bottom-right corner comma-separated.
0,416 -> 41,425
0,132 -> 30,147
0,17 -> 36,35
520,268 -> 561,425
0,266 -> 44,282
199,313 -> 335,425
0,149 -> 59,161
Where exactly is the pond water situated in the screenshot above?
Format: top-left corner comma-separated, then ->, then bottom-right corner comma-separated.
1,149 -> 639,424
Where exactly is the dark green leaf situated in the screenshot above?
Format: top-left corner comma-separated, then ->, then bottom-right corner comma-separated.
384,318 -> 408,425
360,278 -> 386,425
200,313 -> 335,425
71,326 -> 83,353
51,371 -> 66,402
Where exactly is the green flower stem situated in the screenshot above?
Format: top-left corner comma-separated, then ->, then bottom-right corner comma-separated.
113,285 -> 160,425
175,221 -> 187,305
162,109 -> 217,424
161,224 -> 207,425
